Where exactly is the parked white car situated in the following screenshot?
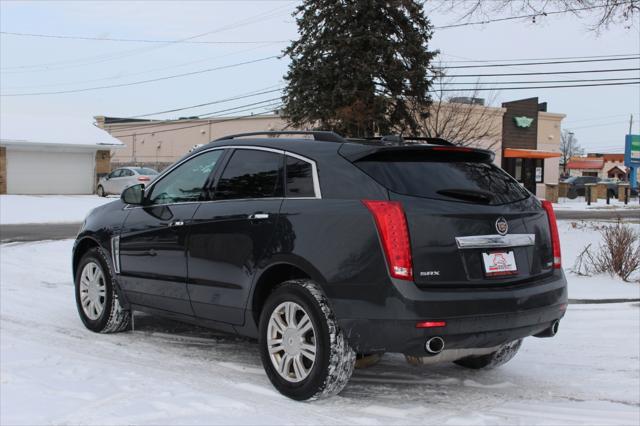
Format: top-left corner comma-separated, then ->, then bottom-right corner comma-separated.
96,167 -> 158,197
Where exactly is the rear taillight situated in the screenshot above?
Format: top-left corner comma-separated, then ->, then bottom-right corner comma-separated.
362,200 -> 413,280
137,176 -> 151,182
541,200 -> 561,269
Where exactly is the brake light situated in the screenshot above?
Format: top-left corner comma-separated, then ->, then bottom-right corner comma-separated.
362,200 -> 413,280
541,200 -> 561,269
416,321 -> 446,329
137,176 -> 151,182
431,146 -> 474,152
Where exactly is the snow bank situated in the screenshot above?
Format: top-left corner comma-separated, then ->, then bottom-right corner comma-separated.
1,239 -> 639,425
559,220 -> 640,299
0,195 -> 115,224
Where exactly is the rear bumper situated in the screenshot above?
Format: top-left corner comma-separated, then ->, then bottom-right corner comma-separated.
333,270 -> 568,356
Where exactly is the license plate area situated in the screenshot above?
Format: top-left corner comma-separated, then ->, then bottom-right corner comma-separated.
482,250 -> 517,277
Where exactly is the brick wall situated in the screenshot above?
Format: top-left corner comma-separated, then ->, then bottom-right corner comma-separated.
0,147 -> 6,194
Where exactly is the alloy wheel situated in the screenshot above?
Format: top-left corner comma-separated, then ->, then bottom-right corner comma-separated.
267,301 -> 317,383
79,261 -> 107,321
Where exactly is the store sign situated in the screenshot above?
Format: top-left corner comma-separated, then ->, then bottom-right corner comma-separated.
513,116 -> 534,128
535,166 -> 543,183
625,134 -> 640,165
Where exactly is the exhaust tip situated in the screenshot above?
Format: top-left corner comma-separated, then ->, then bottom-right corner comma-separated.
551,320 -> 560,336
425,336 -> 445,355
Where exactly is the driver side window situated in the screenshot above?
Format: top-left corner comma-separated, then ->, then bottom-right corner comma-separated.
147,150 -> 223,205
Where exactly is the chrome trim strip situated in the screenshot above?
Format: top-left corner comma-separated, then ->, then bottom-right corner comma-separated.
140,145 -> 322,206
110,236 -> 121,274
455,234 -> 535,249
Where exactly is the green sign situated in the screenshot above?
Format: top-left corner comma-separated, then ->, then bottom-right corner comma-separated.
630,135 -> 640,161
513,116 -> 534,128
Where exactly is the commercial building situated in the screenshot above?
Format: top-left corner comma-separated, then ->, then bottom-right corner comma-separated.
97,97 -> 564,198
0,139 -> 120,195
566,153 -> 629,180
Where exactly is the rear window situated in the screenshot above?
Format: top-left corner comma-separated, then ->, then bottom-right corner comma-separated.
134,167 -> 158,175
355,151 -> 529,205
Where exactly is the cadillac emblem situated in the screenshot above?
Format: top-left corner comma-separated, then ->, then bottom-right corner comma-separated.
495,217 -> 508,235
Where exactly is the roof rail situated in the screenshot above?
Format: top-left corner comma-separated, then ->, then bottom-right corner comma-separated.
214,131 -> 347,143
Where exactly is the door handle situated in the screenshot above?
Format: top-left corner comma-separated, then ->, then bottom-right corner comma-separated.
248,213 -> 269,220
168,220 -> 185,227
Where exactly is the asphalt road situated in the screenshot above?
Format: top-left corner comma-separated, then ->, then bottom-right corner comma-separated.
0,223 -> 82,243
0,209 -> 637,243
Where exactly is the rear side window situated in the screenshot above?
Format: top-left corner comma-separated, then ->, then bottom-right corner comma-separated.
286,156 -> 315,197
355,151 -> 529,205
215,149 -> 284,200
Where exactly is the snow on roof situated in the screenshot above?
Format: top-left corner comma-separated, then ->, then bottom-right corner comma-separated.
0,139 -> 122,150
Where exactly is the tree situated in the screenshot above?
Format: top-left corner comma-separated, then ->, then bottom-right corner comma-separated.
438,0 -> 639,31
414,76 -> 503,148
560,129 -> 584,175
282,0 -> 437,138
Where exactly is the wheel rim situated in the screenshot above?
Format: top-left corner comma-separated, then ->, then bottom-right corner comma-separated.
79,261 -> 107,321
267,301 -> 317,383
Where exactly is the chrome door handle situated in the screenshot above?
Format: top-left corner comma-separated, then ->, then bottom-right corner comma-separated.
168,220 -> 185,227
248,213 -> 269,220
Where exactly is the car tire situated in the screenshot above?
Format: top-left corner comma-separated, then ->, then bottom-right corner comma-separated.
97,185 -> 106,197
75,247 -> 130,333
453,339 -> 522,370
567,188 -> 578,200
258,279 -> 356,401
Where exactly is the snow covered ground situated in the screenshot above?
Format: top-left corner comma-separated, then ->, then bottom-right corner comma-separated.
0,195 -> 116,225
554,197 -> 640,211
1,223 -> 639,425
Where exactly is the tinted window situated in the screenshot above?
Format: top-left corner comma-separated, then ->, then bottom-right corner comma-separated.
109,169 -> 122,178
286,156 -> 315,197
148,150 -> 223,205
356,151 -> 529,205
121,169 -> 134,177
215,149 -> 283,200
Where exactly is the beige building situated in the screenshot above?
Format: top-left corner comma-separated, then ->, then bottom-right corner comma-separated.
97,97 -> 564,198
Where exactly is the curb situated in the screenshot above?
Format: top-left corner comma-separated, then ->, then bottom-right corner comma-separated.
569,298 -> 640,304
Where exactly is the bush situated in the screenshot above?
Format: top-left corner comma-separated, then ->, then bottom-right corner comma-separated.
573,221 -> 640,283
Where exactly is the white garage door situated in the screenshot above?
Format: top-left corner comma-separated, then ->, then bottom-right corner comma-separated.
7,150 -> 95,194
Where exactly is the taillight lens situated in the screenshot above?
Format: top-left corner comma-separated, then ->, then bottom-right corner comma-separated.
362,200 -> 413,280
137,176 -> 150,182
541,200 -> 561,269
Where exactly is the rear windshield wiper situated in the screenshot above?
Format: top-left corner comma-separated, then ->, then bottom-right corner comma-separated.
436,188 -> 493,204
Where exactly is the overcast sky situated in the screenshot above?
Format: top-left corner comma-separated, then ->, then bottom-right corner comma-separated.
1,0 -> 638,153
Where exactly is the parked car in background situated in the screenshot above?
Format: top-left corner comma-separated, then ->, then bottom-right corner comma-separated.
96,167 -> 158,196
74,131 -> 567,401
562,176 -> 619,199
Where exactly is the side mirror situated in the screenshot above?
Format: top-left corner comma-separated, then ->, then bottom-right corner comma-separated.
121,184 -> 145,205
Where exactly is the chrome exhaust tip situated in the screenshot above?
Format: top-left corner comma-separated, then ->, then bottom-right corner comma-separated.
425,336 -> 445,355
534,320 -> 560,338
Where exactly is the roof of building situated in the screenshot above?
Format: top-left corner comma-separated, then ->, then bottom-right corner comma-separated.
567,158 -> 605,170
0,139 -> 122,151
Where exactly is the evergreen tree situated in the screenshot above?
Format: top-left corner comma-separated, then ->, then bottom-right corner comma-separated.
282,0 -> 437,138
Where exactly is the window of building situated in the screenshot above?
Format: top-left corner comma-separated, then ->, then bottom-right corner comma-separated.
215,149 -> 284,200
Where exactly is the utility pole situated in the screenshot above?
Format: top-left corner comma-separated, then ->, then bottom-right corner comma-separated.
629,114 -> 634,135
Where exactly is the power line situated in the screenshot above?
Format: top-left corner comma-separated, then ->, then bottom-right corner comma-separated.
0,56 -> 279,96
566,120 -> 633,130
0,3 -> 292,72
106,106 -> 283,139
433,81 -> 640,91
435,77 -> 640,85
0,31 -> 289,45
444,67 -> 640,78
438,53 -> 640,63
104,85 -> 283,124
436,56 -> 639,69
433,1 -> 636,30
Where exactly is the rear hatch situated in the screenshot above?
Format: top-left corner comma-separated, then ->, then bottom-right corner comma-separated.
345,145 -> 555,287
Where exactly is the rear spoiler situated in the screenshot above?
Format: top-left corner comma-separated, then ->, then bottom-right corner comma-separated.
338,143 -> 496,163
